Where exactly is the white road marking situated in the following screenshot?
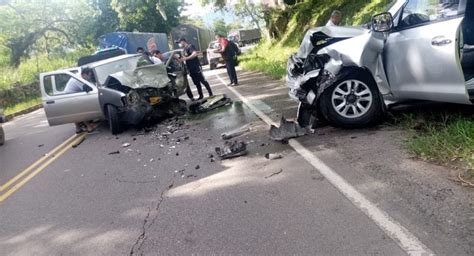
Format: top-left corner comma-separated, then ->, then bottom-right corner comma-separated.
215,74 -> 434,256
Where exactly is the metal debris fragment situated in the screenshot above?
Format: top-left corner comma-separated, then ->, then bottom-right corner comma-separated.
215,141 -> 247,159
72,137 -> 86,148
265,153 -> 282,160
221,124 -> 251,140
189,94 -> 232,114
270,117 -> 307,142
264,169 -> 283,179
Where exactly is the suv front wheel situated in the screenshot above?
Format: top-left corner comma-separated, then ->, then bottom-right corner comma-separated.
319,72 -> 384,128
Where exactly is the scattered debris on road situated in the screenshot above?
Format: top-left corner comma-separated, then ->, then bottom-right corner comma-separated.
270,117 -> 307,142
122,142 -> 131,148
38,144 -> 44,148
215,141 -> 247,159
108,150 -> 120,155
221,124 -> 251,140
264,169 -> 283,179
72,137 -> 86,148
265,153 -> 283,160
189,94 -> 232,114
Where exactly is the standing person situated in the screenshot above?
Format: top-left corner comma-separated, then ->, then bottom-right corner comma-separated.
326,10 -> 342,26
177,38 -> 213,100
216,34 -> 238,86
151,50 -> 164,64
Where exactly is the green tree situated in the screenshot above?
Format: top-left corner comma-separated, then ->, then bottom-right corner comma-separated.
198,0 -> 226,9
88,0 -> 120,40
234,0 -> 264,30
111,0 -> 185,33
213,18 -> 230,36
0,0 -> 95,67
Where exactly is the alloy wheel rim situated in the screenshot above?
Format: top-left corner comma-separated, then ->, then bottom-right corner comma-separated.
331,79 -> 373,119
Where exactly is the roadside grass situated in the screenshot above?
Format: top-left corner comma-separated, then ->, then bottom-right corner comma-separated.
4,97 -> 41,116
389,104 -> 474,175
0,48 -> 92,90
239,41 -> 298,80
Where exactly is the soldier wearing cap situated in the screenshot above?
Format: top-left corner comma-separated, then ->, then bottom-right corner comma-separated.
177,37 -> 213,100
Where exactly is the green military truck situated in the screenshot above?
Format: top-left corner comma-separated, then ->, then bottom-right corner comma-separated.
171,24 -> 215,65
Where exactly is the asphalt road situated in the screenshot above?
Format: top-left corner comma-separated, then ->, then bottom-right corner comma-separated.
0,67 -> 472,255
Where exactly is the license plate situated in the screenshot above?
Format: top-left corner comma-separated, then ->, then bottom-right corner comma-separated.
149,97 -> 161,105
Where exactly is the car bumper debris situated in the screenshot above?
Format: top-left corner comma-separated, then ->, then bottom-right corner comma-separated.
189,94 -> 232,114
269,117 -> 307,142
215,141 -> 248,159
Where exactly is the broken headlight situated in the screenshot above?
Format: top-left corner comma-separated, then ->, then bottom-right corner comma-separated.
303,53 -> 330,74
126,90 -> 141,105
288,54 -> 305,76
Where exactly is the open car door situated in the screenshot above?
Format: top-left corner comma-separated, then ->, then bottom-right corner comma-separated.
39,70 -> 103,126
384,0 -> 470,104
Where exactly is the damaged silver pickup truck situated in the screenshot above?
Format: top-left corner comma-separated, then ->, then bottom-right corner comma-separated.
288,0 -> 473,128
39,50 -> 188,134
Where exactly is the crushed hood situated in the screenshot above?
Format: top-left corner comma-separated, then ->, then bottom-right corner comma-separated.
109,64 -> 171,89
297,26 -> 368,58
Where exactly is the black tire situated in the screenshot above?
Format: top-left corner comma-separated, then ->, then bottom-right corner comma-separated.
210,63 -> 216,70
106,104 -> 122,135
170,99 -> 188,116
319,71 -> 384,128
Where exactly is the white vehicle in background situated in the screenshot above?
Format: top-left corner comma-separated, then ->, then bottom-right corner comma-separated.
207,41 -> 224,70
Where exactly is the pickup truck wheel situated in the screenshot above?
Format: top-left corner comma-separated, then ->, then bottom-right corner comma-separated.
106,104 -> 122,135
319,72 -> 383,128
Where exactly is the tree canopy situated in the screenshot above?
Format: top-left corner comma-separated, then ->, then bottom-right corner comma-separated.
0,0 -> 95,66
0,0 -> 186,67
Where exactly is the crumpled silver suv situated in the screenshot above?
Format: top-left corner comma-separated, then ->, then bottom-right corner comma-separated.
287,0 -> 472,128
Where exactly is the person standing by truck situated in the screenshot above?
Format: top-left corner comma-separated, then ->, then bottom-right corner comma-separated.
216,34 -> 238,86
177,38 -> 213,100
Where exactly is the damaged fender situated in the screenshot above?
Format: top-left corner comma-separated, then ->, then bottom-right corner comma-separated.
288,28 -> 391,107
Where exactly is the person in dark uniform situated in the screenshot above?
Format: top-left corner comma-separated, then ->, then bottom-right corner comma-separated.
216,34 -> 238,86
177,38 -> 213,100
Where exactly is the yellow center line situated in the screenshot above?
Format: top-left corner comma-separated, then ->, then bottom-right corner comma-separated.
0,134 -> 80,192
0,133 -> 86,203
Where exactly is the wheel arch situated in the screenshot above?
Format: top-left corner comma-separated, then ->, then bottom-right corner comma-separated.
98,87 -> 126,116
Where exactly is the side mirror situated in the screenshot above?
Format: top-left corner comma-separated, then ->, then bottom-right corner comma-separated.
372,12 -> 394,33
83,84 -> 92,93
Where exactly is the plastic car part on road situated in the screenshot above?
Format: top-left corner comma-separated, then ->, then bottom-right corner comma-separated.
189,94 -> 232,114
